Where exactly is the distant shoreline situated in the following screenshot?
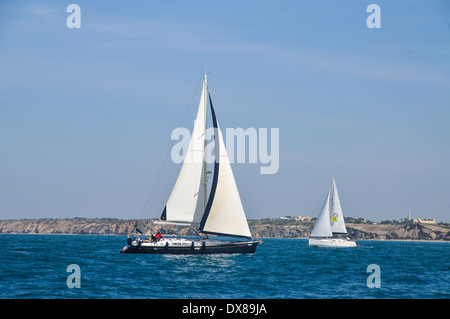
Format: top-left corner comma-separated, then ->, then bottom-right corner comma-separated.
1,233 -> 449,245
356,238 -> 450,243
0,217 -> 448,241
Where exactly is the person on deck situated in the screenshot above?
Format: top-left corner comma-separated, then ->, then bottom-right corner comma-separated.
155,232 -> 163,241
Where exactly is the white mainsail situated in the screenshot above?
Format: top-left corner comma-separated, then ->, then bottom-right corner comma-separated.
198,97 -> 252,238
162,75 -> 208,224
310,187 -> 333,238
329,177 -> 348,234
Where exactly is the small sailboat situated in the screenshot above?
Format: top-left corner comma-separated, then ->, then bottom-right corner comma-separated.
120,74 -> 258,254
308,177 -> 357,247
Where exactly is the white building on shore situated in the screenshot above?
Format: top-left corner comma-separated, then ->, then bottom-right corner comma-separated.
408,211 -> 435,224
280,215 -> 312,222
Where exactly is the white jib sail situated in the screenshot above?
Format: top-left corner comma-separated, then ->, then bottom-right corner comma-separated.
201,119 -> 252,238
164,75 -> 207,223
329,177 -> 348,234
310,187 -> 333,238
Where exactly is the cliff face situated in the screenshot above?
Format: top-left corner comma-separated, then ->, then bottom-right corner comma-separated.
248,220 -> 450,241
0,218 -> 137,235
249,223 -> 312,238
0,218 -> 201,236
0,218 -> 449,241
347,223 -> 450,241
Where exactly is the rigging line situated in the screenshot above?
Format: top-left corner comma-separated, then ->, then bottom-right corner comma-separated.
178,75 -> 205,130
137,75 -> 204,220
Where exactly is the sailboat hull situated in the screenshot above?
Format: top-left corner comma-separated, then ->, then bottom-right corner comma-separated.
308,238 -> 357,248
120,238 -> 258,254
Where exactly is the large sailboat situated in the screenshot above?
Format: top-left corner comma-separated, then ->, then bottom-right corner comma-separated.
120,74 -> 258,254
308,177 -> 357,247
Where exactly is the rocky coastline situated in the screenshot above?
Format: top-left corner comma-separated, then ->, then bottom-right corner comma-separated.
0,218 -> 449,241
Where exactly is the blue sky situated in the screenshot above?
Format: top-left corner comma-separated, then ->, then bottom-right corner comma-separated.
1,1 -> 450,222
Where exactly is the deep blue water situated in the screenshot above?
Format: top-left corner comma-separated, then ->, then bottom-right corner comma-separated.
0,235 -> 448,299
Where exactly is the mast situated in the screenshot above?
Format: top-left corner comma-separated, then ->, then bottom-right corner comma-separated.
203,73 -> 208,215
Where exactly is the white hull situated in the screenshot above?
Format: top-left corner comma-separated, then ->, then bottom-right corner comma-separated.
308,238 -> 357,248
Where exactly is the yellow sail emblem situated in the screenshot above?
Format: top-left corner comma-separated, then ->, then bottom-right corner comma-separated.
331,213 -> 338,222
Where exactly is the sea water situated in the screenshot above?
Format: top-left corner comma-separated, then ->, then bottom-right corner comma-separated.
0,234 -> 448,299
